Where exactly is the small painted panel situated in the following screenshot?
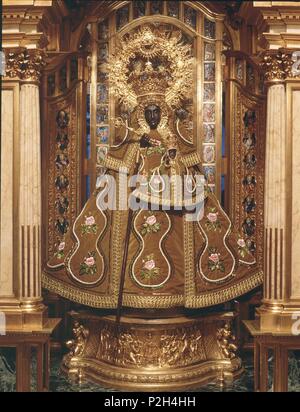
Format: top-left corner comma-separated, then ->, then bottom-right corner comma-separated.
204,18 -> 216,39
204,43 -> 216,61
203,104 -> 215,122
97,145 -> 109,165
203,123 -> 215,143
97,84 -> 108,104
96,105 -> 109,124
203,165 -> 216,185
151,1 -> 163,15
203,83 -> 215,102
203,145 -> 215,164
117,5 -> 129,30
167,1 -> 179,18
133,0 -> 146,18
184,6 -> 197,29
204,63 -> 215,81
98,20 -> 109,41
96,126 -> 109,144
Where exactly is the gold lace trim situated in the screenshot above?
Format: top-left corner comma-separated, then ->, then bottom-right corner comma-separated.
180,152 -> 202,168
42,269 -> 263,309
185,270 -> 263,308
102,144 -> 139,174
42,272 -> 118,308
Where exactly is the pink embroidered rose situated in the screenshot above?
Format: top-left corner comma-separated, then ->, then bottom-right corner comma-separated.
237,238 -> 246,248
58,242 -> 65,251
85,256 -> 95,266
85,216 -> 95,226
207,212 -> 218,222
146,215 -> 157,226
209,253 -> 219,264
144,259 -> 155,271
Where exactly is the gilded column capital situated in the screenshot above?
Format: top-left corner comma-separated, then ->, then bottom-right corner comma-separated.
4,47 -> 46,83
260,50 -> 298,84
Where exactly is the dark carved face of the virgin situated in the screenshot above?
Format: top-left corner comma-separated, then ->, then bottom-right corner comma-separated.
144,104 -> 161,130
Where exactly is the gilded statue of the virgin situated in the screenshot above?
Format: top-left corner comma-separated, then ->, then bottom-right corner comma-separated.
44,25 -> 260,310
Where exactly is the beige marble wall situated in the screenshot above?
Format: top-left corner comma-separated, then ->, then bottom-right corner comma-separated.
291,89 -> 300,299
0,89 -> 15,297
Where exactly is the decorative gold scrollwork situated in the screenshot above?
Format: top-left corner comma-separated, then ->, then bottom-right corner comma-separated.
260,50 -> 295,83
4,48 -> 46,82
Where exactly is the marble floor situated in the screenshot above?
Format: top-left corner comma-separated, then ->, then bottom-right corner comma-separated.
0,349 -> 300,392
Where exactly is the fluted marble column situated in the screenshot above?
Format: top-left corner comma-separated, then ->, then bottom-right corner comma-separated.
257,51 -> 300,331
0,48 -> 46,328
263,83 -> 287,305
19,83 -> 43,308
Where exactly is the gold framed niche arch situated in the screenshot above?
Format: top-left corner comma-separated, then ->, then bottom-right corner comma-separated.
86,1 -> 224,200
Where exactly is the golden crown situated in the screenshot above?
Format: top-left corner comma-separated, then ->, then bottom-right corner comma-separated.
128,59 -> 171,98
110,25 -> 194,110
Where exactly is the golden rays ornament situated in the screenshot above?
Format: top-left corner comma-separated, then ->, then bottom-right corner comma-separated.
109,25 -> 194,110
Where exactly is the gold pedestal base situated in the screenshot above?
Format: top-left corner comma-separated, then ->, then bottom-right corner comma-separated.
0,298 -> 48,330
62,310 -> 242,391
257,302 -> 300,333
